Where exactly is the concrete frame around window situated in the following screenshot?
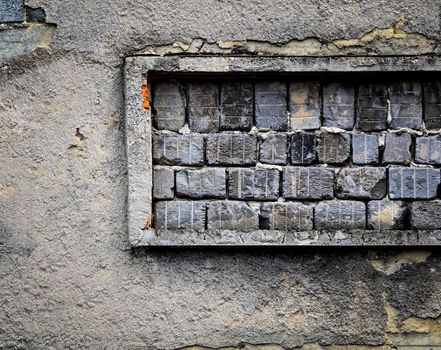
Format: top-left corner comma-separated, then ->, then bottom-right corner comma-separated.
124,55 -> 441,247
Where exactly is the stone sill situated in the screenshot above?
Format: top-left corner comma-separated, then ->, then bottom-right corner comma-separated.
134,229 -> 441,247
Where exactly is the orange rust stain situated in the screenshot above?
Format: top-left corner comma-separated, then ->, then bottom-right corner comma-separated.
142,214 -> 153,230
141,77 -> 151,111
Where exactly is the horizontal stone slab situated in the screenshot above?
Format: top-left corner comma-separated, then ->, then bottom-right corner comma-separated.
133,229 -> 441,247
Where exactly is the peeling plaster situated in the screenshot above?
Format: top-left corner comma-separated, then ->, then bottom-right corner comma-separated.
137,19 -> 437,57
386,301 -> 441,340
0,23 -> 56,62
369,251 -> 431,275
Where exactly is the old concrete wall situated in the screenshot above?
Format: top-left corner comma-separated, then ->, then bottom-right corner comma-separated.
1,0 -> 441,348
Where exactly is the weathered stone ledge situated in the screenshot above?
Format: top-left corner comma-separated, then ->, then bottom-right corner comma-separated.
134,229 -> 441,247
126,55 -> 441,74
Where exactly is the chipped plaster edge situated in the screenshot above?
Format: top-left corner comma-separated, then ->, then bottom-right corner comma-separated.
135,19 -> 439,57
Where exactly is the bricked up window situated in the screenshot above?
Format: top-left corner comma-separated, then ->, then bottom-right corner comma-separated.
124,56 -> 441,247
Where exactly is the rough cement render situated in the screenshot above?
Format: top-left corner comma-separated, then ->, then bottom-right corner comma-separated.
1,0 -> 441,348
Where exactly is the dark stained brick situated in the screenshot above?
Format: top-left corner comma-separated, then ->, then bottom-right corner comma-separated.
424,81 -> 441,129
315,200 -> 366,230
188,82 -> 219,132
255,81 -> 288,130
153,82 -> 186,131
154,201 -> 206,231
259,133 -> 288,165
317,132 -> 351,164
228,168 -> 280,200
323,83 -> 355,130
291,132 -> 317,165
356,84 -> 388,131
260,202 -> 313,230
206,133 -> 257,165
282,166 -> 334,199
207,201 -> 259,231
220,82 -> 253,130
389,81 -> 422,130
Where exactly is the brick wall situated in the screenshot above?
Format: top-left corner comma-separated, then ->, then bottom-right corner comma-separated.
151,79 -> 441,232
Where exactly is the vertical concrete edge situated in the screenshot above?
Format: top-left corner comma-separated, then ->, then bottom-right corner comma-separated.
124,57 -> 153,247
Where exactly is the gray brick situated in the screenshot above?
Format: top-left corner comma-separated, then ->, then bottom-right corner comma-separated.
314,200 -> 366,230
153,167 -> 175,199
423,81 -> 441,129
352,134 -> 379,165
323,83 -> 355,129
259,133 -> 288,165
220,82 -> 253,130
336,167 -> 387,199
25,6 -> 45,22
389,167 -> 440,199
154,201 -> 206,230
389,81 -> 422,130
289,82 -> 321,130
206,133 -> 257,165
317,132 -> 351,164
152,133 -> 204,166
188,83 -> 219,132
367,199 -> 407,230
0,0 -> 24,23
228,168 -> 279,200
411,200 -> 441,229
207,201 -> 259,231
415,135 -> 441,164
291,132 -> 317,164
282,167 -> 334,199
260,202 -> 313,230
356,84 -> 388,131
255,81 -> 288,130
176,168 -> 226,199
383,133 -> 412,165
153,82 -> 186,131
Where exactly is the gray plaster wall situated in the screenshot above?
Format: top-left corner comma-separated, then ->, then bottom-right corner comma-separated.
1,0 -> 441,348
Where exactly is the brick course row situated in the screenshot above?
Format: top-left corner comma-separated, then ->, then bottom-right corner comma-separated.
153,81 -> 441,132
154,166 -> 441,201
153,132 -> 441,166
153,199 -> 441,231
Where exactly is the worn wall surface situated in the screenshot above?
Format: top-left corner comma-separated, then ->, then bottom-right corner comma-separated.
1,0 -> 441,349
